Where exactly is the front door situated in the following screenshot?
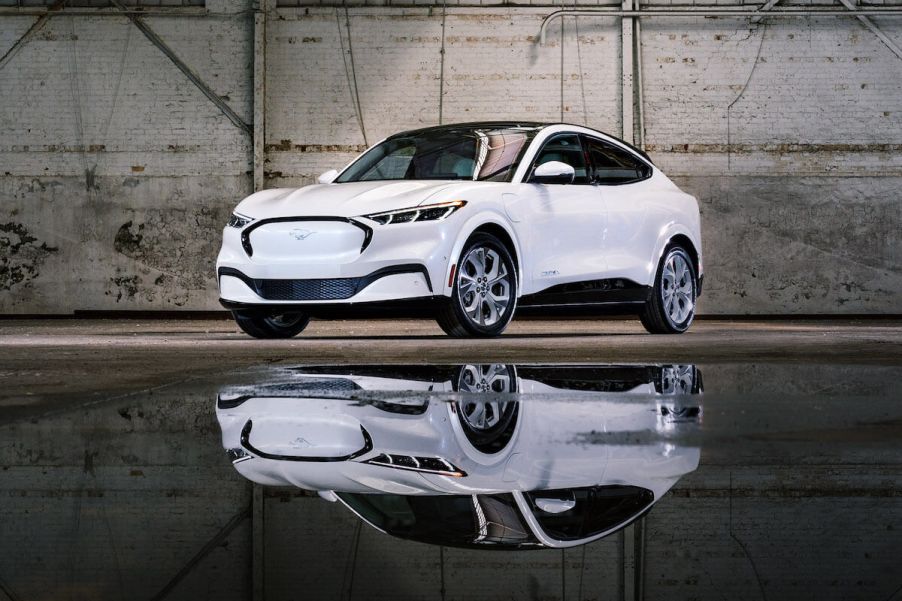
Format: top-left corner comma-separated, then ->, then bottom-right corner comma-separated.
513,133 -> 607,295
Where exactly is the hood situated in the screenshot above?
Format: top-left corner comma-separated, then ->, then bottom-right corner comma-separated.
235,180 -> 467,220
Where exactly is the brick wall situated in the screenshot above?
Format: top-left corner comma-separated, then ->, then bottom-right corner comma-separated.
1,2 -> 900,313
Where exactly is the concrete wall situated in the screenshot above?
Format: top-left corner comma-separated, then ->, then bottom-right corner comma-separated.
1,2 -> 901,314
0,3 -> 253,313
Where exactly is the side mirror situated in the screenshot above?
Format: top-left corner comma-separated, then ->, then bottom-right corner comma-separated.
317,169 -> 339,184
529,161 -> 575,185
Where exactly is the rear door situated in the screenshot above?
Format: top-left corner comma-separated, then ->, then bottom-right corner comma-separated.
582,136 -> 655,284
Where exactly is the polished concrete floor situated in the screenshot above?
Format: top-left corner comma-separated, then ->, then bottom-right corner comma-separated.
2,317 -> 900,405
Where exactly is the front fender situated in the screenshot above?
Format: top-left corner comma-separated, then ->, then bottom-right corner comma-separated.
443,211 -> 524,298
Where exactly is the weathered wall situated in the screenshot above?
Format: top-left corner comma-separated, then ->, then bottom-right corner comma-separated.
0,3 -> 253,312
1,2 -> 900,313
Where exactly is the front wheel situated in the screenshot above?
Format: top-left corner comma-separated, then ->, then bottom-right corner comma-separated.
436,233 -> 518,338
232,310 -> 310,339
640,246 -> 697,334
452,364 -> 520,453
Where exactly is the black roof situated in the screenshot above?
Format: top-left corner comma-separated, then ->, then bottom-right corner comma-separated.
386,121 -> 653,164
387,121 -> 548,138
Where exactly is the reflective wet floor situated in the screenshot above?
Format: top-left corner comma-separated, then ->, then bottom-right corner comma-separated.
2,360 -> 900,600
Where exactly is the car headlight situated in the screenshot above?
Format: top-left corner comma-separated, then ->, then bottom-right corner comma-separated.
364,453 -> 467,477
227,212 -> 253,228
362,200 -> 467,225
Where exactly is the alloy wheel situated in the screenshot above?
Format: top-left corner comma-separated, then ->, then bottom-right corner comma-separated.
660,365 -> 695,395
457,246 -> 512,328
661,252 -> 695,325
457,363 -> 515,432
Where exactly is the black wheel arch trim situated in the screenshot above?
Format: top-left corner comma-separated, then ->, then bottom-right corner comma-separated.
661,235 -> 702,296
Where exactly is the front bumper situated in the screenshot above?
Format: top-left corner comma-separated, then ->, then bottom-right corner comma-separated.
218,264 -> 432,305
217,215 -> 459,306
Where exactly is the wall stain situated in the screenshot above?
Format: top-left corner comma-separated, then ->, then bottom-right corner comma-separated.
114,221 -> 145,255
110,208 -> 226,301
0,222 -> 59,291
264,141 -> 368,153
83,450 -> 98,476
108,275 -> 140,302
84,165 -> 100,191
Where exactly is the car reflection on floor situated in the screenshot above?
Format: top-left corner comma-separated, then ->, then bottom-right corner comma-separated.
216,364 -> 702,549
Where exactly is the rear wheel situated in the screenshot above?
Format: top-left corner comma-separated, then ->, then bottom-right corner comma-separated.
436,233 -> 517,338
233,310 -> 310,339
640,246 -> 696,334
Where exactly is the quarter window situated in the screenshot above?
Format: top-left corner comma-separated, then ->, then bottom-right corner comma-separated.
584,138 -> 651,185
530,134 -> 589,184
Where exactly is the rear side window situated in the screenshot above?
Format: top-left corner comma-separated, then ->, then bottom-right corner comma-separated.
584,138 -> 651,185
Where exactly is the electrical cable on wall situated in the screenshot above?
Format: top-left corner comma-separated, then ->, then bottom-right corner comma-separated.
727,21 -> 767,170
336,3 -> 368,146
99,23 -> 131,146
67,17 -> 93,195
438,0 -> 448,125
559,16 -> 565,122
575,16 -> 588,126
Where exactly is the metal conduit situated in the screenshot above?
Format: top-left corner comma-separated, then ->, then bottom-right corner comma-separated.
540,8 -> 902,44
0,8 -> 214,16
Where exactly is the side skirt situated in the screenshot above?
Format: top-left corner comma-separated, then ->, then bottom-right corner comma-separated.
518,278 -> 651,316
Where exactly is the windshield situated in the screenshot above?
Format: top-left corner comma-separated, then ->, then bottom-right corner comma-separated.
335,126 -> 541,183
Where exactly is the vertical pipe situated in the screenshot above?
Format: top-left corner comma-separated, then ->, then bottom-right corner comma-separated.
635,1 -> 646,150
253,0 -> 268,191
438,0 -> 447,124
622,523 -> 637,600
620,0 -> 635,143
635,516 -> 646,600
252,484 -> 264,601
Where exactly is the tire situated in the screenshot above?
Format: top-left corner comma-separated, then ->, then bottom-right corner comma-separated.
640,245 -> 697,334
452,364 -> 519,453
436,233 -> 518,337
232,310 -> 310,339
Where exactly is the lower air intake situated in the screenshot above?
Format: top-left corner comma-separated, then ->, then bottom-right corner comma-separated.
256,277 -> 360,301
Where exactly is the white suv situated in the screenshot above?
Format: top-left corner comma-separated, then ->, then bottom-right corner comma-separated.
217,122 -> 703,338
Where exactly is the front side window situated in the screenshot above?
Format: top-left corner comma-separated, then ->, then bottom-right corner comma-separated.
529,134 -> 590,184
584,138 -> 652,185
525,485 -> 654,541
336,127 -> 539,183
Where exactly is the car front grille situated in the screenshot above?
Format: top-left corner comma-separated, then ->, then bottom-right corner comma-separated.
256,277 -> 360,301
